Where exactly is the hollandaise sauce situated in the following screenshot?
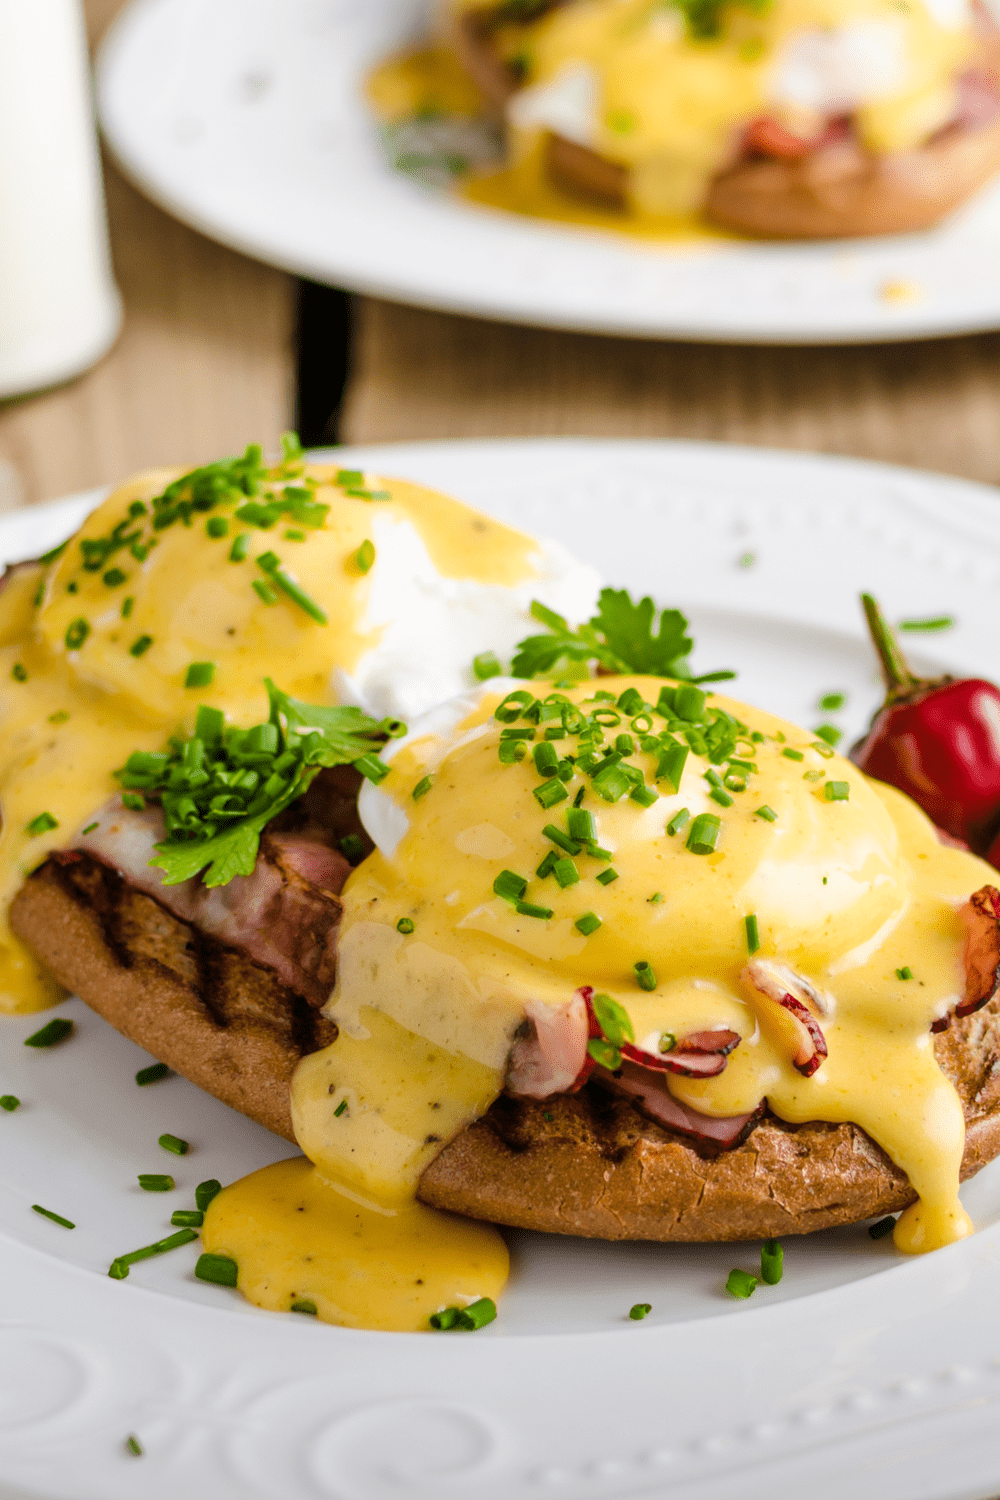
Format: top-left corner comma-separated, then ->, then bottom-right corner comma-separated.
0,451 -> 544,1013
370,0 -> 974,232
204,676 -> 992,1308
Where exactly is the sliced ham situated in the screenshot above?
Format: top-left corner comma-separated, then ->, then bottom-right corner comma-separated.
74,799 -> 349,1005
592,1060 -> 764,1148
620,1029 -> 742,1079
956,884 -> 1000,1019
505,992 -> 590,1098
742,958 -> 829,1077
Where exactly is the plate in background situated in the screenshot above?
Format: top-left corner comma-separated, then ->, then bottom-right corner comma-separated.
3,439 -> 1000,1499
96,0 -> 1000,345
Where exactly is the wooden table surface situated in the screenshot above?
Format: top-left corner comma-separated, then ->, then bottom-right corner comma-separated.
5,0 -> 1000,513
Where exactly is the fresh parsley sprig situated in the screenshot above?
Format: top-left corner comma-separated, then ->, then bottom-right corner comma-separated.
509,589 -> 734,684
114,680 -> 404,888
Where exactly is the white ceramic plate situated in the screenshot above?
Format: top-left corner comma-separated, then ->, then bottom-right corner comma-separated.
4,438 -> 1000,1500
95,0 -> 1000,345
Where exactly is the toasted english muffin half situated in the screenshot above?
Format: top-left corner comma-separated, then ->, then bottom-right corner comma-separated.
451,1 -> 1000,239
12,851 -> 1000,1241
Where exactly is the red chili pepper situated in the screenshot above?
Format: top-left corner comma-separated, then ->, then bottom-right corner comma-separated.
851,594 -> 1000,854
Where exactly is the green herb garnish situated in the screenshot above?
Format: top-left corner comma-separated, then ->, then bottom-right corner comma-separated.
760,1239 -> 783,1284
25,812 -> 59,836
116,682 -> 400,888
158,1134 -> 188,1156
193,1253 -> 238,1287
109,1229 -> 199,1279
629,1302 -> 651,1320
138,1174 -> 174,1192
24,1017 -> 72,1047
430,1297 -> 496,1330
511,589 -> 731,682
745,913 -> 760,955
725,1268 -> 758,1299
32,1205 -> 75,1229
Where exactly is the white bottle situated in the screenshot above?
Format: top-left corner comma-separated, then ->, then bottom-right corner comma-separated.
0,0 -> 122,399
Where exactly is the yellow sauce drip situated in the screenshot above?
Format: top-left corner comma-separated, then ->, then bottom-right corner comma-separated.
201,1156 -> 508,1332
372,0 -> 973,230
0,462 -> 541,1012
273,678 -> 992,1272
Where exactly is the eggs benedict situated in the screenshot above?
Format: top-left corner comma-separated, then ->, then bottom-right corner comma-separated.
0,439 -> 598,1016
373,0 -> 1000,237
12,663 -> 1000,1331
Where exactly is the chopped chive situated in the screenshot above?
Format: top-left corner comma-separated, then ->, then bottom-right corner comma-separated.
103,567 -> 128,587
353,753 -> 391,785
825,781 -> 850,802
896,966 -> 913,980
658,1031 -> 677,1053
629,1302 -> 651,1320
709,786 -> 734,808
206,516 -> 229,538
813,724 -> 842,747
810,741 -> 835,759
25,811 -> 59,836
396,917 -> 415,934
64,617 -> 90,651
39,540 -> 68,565
473,650 -> 503,681
674,685 -> 707,722
126,1435 -> 143,1457
252,578 -> 278,605
899,616 -> 953,632
336,468 -> 364,487
48,710 -> 69,724
760,1239 -> 783,1284
533,742 -> 559,777
868,1215 -> 897,1239
170,1209 -> 203,1228
567,807 -> 597,843
494,870 -> 527,903
255,552 -> 328,623
412,775 -> 433,800
533,779 -> 569,809
158,1133 -> 189,1156
596,867 -> 619,885
0,1095 -> 20,1111
542,824 -> 580,855
25,1017 -> 72,1047
32,1205 -> 75,1229
11,663 -> 27,682
430,1297 -> 496,1331
648,892 -> 663,903
136,1062 -> 170,1089
353,539 -> 375,573
666,807 -> 690,837
129,635 -> 153,658
334,1098 -> 348,1117
515,901 -> 553,920
109,1229 -> 199,1279
633,960 -> 656,991
592,764 -> 631,803
781,747 -> 804,762
553,857 -> 580,888
194,1253 -> 238,1287
138,1174 -> 174,1192
284,529 -> 306,542
121,596 -> 135,618
745,913 -> 760,955
725,1268 -> 758,1299
291,1299 -> 318,1315
574,911 -> 602,935
536,850 -> 558,879
629,783 -> 658,808
755,805 -> 777,822
229,533 -> 251,562
803,770 -> 825,783
81,822 -> 98,835
819,693 -> 845,711
588,1037 -> 622,1070
686,813 -> 721,855
195,1179 -> 222,1211
184,662 -> 215,688
122,792 -> 145,812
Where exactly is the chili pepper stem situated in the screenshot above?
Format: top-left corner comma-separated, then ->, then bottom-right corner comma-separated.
861,594 -> 917,698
